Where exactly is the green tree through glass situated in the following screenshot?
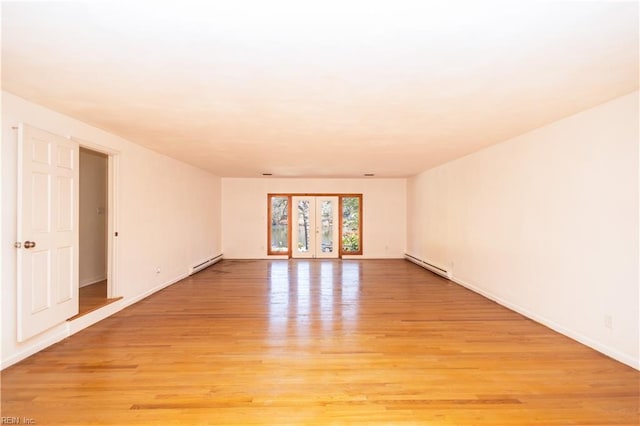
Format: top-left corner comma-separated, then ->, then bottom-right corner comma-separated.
342,197 -> 360,252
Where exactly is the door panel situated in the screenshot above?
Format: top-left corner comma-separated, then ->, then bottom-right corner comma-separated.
57,246 -> 74,302
30,250 -> 51,313
31,172 -> 50,232
17,124 -> 79,341
57,176 -> 74,231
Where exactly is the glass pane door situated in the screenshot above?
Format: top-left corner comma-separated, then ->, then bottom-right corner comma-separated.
291,196 -> 339,259
295,198 -> 312,256
315,197 -> 339,259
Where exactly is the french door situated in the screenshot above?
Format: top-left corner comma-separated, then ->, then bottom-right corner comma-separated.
291,196 -> 339,258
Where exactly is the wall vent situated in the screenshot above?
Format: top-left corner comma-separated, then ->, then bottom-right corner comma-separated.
404,253 -> 450,279
190,254 -> 223,275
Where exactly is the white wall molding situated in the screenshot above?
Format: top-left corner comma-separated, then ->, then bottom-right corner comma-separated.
79,275 -> 107,288
405,92 -> 639,371
124,272 -> 190,308
2,266 -> 207,370
67,301 -> 124,336
450,274 -> 639,370
1,326 -> 68,370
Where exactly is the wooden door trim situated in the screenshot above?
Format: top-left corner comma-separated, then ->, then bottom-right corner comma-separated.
267,193 -> 363,258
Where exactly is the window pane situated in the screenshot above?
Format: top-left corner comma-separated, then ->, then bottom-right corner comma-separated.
342,197 -> 360,252
271,197 -> 288,252
320,200 -> 334,253
296,200 -> 311,253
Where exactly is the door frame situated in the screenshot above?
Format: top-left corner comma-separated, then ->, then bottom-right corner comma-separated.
73,138 -> 120,299
267,193 -> 363,259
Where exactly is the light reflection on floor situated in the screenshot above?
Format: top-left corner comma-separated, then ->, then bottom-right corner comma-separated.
268,261 -> 289,336
320,262 -> 333,332
268,260 -> 361,341
341,261 -> 360,333
296,262 -> 311,339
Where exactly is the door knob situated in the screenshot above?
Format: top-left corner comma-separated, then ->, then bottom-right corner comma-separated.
24,241 -> 36,249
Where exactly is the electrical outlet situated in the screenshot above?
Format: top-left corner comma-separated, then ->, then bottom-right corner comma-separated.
604,315 -> 613,329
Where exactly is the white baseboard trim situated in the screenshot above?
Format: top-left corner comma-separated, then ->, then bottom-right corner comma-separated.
123,272 -> 190,308
72,272 -> 190,335
79,275 -> 107,288
7,264 -> 637,371
2,271 -> 191,370
1,326 -> 68,370
228,255 -> 406,260
68,301 -> 124,336
450,274 -> 639,371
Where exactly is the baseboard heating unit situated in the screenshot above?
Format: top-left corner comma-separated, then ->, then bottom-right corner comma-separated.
404,253 -> 450,279
190,254 -> 223,275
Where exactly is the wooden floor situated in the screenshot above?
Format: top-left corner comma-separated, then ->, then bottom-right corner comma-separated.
2,260 -> 638,425
68,280 -> 121,320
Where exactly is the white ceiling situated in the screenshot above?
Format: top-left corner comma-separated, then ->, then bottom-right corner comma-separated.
2,1 -> 638,178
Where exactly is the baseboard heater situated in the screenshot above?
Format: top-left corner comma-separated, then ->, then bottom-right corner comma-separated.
404,253 -> 450,279
190,254 -> 223,275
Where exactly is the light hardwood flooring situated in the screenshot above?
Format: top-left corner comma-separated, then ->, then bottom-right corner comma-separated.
68,280 -> 121,320
2,259 -> 638,425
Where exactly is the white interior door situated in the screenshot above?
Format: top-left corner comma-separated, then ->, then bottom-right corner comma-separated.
17,124 -> 79,341
292,196 -> 339,259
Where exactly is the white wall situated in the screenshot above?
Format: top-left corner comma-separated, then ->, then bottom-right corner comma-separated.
407,91 -> 639,369
222,178 -> 406,259
1,92 -> 222,368
79,148 -> 108,287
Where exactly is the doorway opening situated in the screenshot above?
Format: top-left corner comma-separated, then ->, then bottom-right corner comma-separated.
71,147 -> 120,318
